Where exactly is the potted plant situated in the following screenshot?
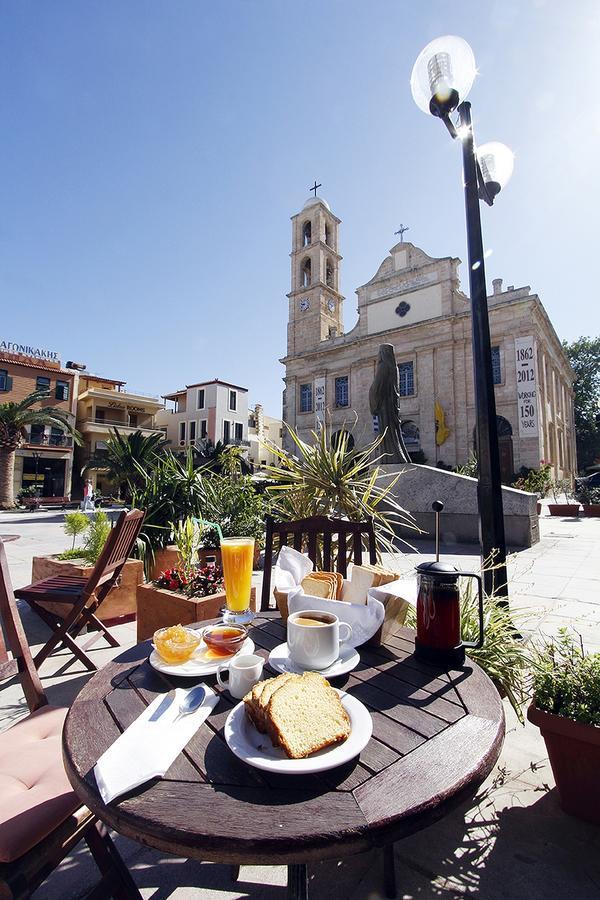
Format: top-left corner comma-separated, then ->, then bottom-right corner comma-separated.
197,472 -> 267,569
574,485 -> 600,518
528,629 -> 600,824
136,516 -> 256,641
31,511 -> 144,624
547,478 -> 580,517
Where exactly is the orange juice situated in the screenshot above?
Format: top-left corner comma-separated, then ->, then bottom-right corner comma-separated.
221,538 -> 254,612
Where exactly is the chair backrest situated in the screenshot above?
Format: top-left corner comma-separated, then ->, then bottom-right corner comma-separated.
0,539 -> 47,713
260,515 -> 377,611
83,508 -> 145,602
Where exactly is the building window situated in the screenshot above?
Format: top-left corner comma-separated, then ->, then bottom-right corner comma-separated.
223,420 -> 231,443
179,421 -> 186,444
491,346 -> 502,385
300,383 -> 313,413
302,220 -> 311,247
235,422 -> 243,441
229,390 -> 237,411
398,362 -> 414,397
36,375 -> 50,393
55,380 -> 69,401
200,419 -> 207,440
96,409 -> 106,423
335,376 -> 349,408
301,258 -> 311,288
326,260 -> 334,287
189,420 -> 196,442
0,369 -> 11,392
49,427 -> 64,446
197,388 -> 205,410
30,423 -> 45,445
325,223 -> 331,247
128,413 -> 138,427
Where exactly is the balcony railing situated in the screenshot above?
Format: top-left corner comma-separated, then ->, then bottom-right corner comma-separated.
25,432 -> 73,448
82,417 -> 159,430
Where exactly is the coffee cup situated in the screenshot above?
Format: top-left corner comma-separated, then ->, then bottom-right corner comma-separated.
217,654 -> 264,699
287,610 -> 353,670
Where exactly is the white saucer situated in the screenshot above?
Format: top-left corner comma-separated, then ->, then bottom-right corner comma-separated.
268,642 -> 360,678
224,689 -> 372,774
149,627 -> 255,677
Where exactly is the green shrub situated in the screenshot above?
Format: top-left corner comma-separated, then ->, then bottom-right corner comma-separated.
83,511 -> 111,564
63,511 -> 89,550
513,462 -> 552,496
532,629 -> 600,726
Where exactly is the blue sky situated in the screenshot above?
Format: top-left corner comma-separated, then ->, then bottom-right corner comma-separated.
2,1 -> 599,416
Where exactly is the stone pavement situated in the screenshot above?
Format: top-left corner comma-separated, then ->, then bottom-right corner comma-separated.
0,505 -> 599,899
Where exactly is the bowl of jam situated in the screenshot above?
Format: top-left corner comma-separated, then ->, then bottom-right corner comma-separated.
153,624 -> 202,664
202,624 -> 248,657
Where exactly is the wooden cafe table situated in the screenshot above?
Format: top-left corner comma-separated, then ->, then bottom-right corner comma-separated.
62,612 -> 505,899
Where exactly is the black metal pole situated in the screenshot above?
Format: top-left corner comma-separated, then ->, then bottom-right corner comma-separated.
458,101 -> 508,600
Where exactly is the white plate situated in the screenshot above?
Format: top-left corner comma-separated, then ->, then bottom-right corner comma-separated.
224,689 -> 372,774
268,642 -> 360,678
149,627 -> 255,677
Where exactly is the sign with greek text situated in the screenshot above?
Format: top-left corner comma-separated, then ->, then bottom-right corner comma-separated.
0,339 -> 60,362
515,336 -> 539,438
314,377 -> 326,427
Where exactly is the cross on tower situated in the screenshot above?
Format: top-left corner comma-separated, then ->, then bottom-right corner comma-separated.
309,180 -> 322,198
394,224 -> 410,242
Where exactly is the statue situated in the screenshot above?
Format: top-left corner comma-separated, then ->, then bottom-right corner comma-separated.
369,344 -> 411,464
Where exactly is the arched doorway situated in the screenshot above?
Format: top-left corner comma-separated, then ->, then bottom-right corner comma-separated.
472,416 -> 514,482
331,430 -> 355,452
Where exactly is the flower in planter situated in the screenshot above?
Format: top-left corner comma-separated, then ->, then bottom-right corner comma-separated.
155,564 -> 224,599
156,567 -> 188,593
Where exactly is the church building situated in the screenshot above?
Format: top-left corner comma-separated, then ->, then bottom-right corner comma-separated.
281,194 -> 575,481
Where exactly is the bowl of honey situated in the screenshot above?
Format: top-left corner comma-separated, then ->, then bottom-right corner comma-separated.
202,624 -> 248,657
153,624 -> 202,664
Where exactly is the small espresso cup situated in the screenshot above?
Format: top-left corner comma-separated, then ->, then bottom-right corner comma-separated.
217,653 -> 264,699
287,610 -> 353,670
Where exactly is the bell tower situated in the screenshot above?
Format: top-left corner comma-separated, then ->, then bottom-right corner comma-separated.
287,192 -> 344,356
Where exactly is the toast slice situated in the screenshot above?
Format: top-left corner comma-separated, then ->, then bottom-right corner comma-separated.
247,673 -> 298,733
265,671 -> 351,759
301,574 -> 336,599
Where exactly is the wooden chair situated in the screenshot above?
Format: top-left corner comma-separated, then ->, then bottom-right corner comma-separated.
0,537 -> 141,899
260,514 -> 377,611
15,509 -> 144,673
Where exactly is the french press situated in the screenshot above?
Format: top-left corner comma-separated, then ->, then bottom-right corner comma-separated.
414,500 -> 484,667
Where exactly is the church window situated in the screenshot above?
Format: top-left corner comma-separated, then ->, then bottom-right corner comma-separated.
326,259 -> 334,287
491,346 -> 502,384
398,361 -> 414,397
299,383 -> 313,413
301,258 -> 311,288
325,223 -> 331,247
302,221 -> 312,246
335,376 -> 349,408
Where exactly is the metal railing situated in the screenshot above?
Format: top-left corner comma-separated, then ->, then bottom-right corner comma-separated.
26,432 -> 73,448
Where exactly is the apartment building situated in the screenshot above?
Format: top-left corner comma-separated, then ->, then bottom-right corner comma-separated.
157,379 -> 249,450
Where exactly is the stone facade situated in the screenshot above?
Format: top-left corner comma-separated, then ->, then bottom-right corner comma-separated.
282,196 -> 575,481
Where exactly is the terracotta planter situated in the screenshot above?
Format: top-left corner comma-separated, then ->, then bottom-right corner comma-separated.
136,583 -> 257,642
31,555 -> 143,625
548,504 -> 580,517
148,545 -> 181,581
527,702 -> 600,824
536,501 -> 542,516
582,504 -> 600,518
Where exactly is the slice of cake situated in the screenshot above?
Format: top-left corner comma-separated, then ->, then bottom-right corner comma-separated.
265,672 -> 351,759
244,673 -> 297,733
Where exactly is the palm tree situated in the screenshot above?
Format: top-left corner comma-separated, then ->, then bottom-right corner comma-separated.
0,389 -> 81,509
82,428 -> 169,501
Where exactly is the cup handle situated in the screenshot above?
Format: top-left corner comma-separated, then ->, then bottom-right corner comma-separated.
216,664 -> 230,689
339,622 -> 353,644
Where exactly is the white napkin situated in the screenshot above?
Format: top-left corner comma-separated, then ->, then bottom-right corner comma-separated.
272,545 -> 314,591
287,588 -> 385,647
371,575 -> 418,608
94,685 -> 218,803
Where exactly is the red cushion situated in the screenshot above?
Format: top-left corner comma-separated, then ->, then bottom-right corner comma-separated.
0,706 -> 80,862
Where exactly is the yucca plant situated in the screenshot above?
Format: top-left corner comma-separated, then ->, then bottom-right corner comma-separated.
263,423 -> 416,559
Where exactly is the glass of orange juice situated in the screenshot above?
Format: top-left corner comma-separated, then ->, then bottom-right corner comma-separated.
221,537 -> 255,624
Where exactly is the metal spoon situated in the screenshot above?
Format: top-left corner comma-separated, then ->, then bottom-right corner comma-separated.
173,685 -> 207,723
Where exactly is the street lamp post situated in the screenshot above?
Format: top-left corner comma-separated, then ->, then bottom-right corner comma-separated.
411,36 -> 514,600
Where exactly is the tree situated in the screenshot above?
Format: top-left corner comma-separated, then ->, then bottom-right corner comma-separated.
82,428 -> 170,501
563,336 -> 600,471
0,389 -> 81,509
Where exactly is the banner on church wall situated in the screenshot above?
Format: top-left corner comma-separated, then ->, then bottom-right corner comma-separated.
314,377 -> 326,427
515,336 -> 539,438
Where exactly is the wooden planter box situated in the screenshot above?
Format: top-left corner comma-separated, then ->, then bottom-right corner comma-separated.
582,504 -> 600,518
148,545 -> 181,581
136,583 -> 257,642
548,504 -> 580,517
528,702 -> 600,824
31,555 -> 144,625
